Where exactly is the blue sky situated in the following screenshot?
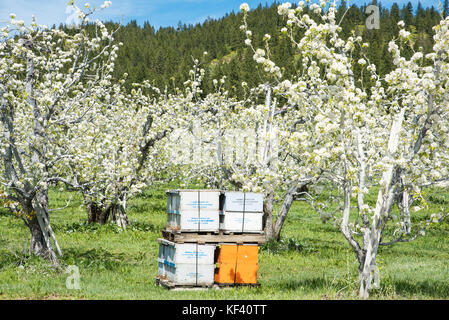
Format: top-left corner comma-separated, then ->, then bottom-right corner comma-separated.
0,0 -> 441,29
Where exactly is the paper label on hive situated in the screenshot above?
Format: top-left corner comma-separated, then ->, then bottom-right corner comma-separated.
186,217 -> 216,224
186,272 -> 205,278
181,250 -> 208,259
231,217 -> 254,223
185,201 -> 216,209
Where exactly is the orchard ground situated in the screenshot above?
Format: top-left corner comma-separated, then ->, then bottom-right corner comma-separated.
0,184 -> 448,300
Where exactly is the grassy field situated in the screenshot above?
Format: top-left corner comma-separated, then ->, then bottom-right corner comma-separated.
0,184 -> 449,300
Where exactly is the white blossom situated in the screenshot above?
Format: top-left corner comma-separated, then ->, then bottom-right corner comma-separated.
240,3 -> 249,12
101,1 -> 112,9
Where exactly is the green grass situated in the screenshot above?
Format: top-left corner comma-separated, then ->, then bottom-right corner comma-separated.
0,185 -> 448,300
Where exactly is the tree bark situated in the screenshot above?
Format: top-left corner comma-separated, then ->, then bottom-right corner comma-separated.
397,187 -> 412,235
272,187 -> 295,241
263,190 -> 275,240
28,214 -> 58,265
358,107 -> 406,298
358,251 -> 377,299
111,204 -> 129,229
85,199 -> 129,228
25,190 -> 60,265
86,200 -> 110,224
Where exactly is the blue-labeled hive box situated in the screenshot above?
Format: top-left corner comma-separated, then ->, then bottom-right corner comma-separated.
166,189 -> 221,232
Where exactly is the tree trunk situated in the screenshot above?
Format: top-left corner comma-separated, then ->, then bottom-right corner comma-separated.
22,51 -> 60,265
358,108 -> 406,298
397,189 -> 412,235
273,185 -> 298,241
25,190 -> 60,265
86,200 -> 110,224
28,214 -> 58,265
85,199 -> 129,228
263,190 -> 275,240
358,252 -> 377,299
111,204 -> 129,229
358,232 -> 382,299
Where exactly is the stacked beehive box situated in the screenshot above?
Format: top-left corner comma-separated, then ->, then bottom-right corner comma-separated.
215,191 -> 263,286
214,244 -> 259,285
156,189 -> 265,289
157,239 -> 216,286
166,189 -> 221,232
220,191 -> 264,233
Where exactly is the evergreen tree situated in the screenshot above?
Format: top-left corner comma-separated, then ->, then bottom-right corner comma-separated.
64,2 -> 440,97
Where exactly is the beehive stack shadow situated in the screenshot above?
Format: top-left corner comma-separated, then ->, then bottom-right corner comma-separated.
155,189 -> 265,290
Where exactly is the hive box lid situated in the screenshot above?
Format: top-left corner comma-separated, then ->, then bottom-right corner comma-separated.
166,189 -> 222,194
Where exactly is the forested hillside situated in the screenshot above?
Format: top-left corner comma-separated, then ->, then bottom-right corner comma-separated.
77,1 -> 443,96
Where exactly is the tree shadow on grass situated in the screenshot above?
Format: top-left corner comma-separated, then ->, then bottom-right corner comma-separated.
389,278 -> 449,299
266,276 -> 359,299
271,276 -> 449,299
1,247 -> 132,275
276,277 -> 330,291
61,248 -> 127,272
298,237 -> 348,252
308,223 -> 342,234
0,250 -> 25,268
54,222 -> 117,234
127,220 -> 161,233
128,202 -> 166,216
0,248 -> 60,270
54,220 -> 162,234
272,275 -> 352,291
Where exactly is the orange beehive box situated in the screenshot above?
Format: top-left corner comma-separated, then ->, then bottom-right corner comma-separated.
216,244 -> 258,265
214,244 -> 259,284
214,263 -> 259,284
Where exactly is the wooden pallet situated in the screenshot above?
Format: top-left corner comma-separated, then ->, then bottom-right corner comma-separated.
162,228 -> 266,244
155,276 -> 215,290
215,282 -> 261,288
155,276 -> 261,290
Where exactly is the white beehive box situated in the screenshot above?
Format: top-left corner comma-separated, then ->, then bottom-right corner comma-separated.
222,191 -> 264,212
160,262 -> 215,286
166,210 -> 219,232
166,190 -> 221,232
157,238 -> 215,265
157,239 -> 216,286
167,189 -> 220,212
220,191 -> 264,233
219,212 -> 263,233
